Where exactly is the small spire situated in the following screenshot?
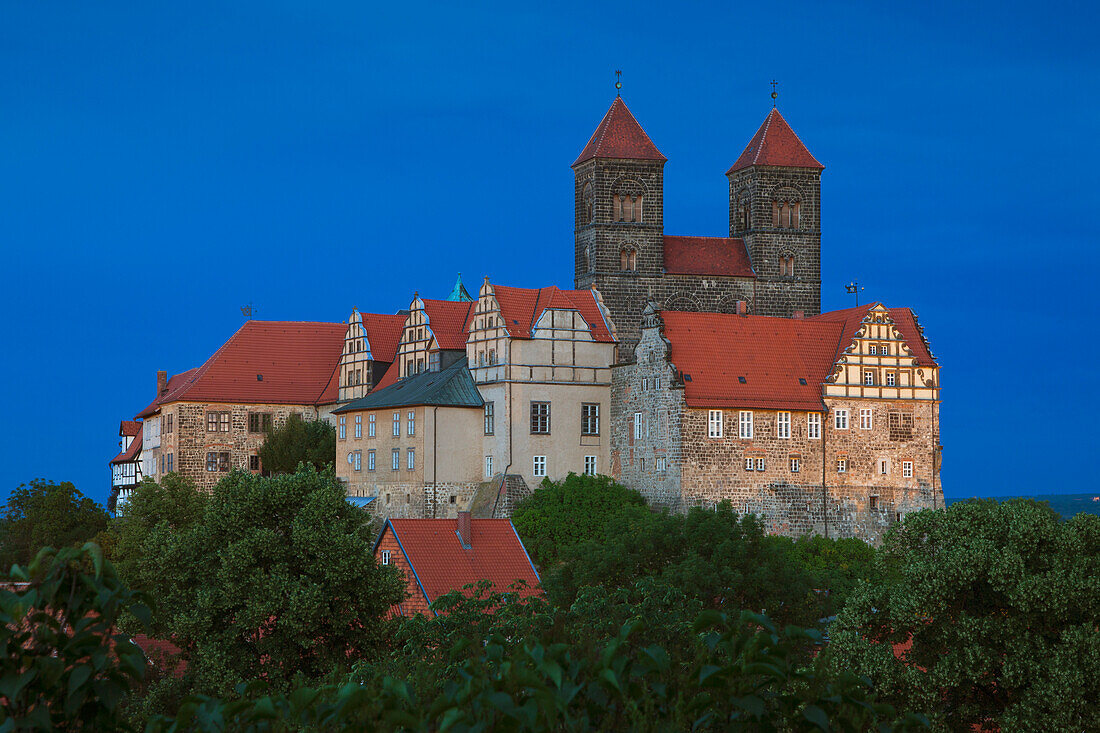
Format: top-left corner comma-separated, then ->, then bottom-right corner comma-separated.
615,70 -> 622,96
448,273 -> 474,302
771,79 -> 778,107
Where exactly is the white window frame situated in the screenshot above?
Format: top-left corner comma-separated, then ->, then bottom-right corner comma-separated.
368,414 -> 376,437
776,411 -> 791,439
407,448 -> 415,470
708,410 -> 724,438
655,456 -> 666,473
339,416 -> 346,440
808,413 -> 821,440
354,415 -> 362,438
485,455 -> 493,477
532,455 -> 547,477
744,457 -> 754,471
739,411 -> 753,439
860,408 -> 873,430
886,372 -> 896,387
903,461 -> 913,478
634,412 -> 644,440
835,409 -> 849,430
353,451 -> 362,472
869,344 -> 877,355
584,455 -> 597,475
864,371 -> 875,386
368,450 -> 375,471
380,549 -> 390,565
407,411 -> 416,436
392,412 -> 400,437
790,457 -> 800,473
392,449 -> 400,471
755,457 -> 765,472
837,458 -> 847,473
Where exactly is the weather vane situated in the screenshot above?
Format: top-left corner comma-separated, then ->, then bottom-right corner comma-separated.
241,302 -> 257,319
771,79 -> 778,107
615,70 -> 622,95
845,281 -> 864,307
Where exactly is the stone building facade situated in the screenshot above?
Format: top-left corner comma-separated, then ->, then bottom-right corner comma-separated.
574,98 -> 824,351
611,303 -> 942,544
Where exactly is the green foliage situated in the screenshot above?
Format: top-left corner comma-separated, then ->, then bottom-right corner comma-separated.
512,473 -> 651,567
0,479 -> 110,571
145,603 -> 927,732
781,534 -> 879,616
257,414 -> 336,475
0,543 -> 151,731
116,466 -> 404,703
825,500 -> 1100,731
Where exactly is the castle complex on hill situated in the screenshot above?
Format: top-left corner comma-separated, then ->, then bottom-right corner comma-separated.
110,95 -> 942,544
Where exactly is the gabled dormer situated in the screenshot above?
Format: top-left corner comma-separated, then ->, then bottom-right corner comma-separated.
394,293 -> 475,379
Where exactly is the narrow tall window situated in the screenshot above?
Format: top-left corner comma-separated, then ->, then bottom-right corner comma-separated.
339,416 -> 346,440
368,414 -> 376,437
368,450 -> 375,471
708,410 -> 723,438
835,409 -> 849,430
755,457 -> 765,471
880,459 -> 889,475
790,457 -> 801,473
655,456 -> 666,473
485,455 -> 493,477
407,449 -> 415,470
808,413 -> 821,439
582,403 -> 600,435
407,411 -> 415,436
530,402 -> 551,434
776,411 -> 791,439
392,449 -> 400,471
633,412 -> 643,440
392,412 -> 400,437
354,415 -> 362,438
533,456 -> 547,477
381,550 -> 390,565
353,451 -> 361,472
739,411 -> 753,439
484,401 -> 495,435
860,409 -> 873,430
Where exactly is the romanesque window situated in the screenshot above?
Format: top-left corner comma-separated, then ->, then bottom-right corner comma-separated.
779,255 -> 796,277
620,247 -> 637,271
772,199 -> 801,228
708,410 -> 723,438
808,413 -> 821,439
584,246 -> 593,272
737,194 -> 751,230
776,411 -> 791,439
613,193 -> 643,222
581,182 -> 594,224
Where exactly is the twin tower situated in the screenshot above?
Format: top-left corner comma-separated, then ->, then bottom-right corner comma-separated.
572,97 -> 824,347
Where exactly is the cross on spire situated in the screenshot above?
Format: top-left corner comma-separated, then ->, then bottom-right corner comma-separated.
771,79 -> 778,107
615,70 -> 622,96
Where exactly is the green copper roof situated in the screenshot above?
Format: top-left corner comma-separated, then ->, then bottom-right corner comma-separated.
333,359 -> 483,413
447,273 -> 474,302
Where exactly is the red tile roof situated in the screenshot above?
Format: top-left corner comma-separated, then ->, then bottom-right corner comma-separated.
135,368 -> 199,419
492,285 -> 616,343
360,312 -> 407,364
663,236 -> 755,278
728,108 -> 823,173
573,97 -> 666,167
119,420 -> 142,438
110,423 -> 143,465
888,308 -> 936,366
806,303 -> 874,367
662,311 -> 843,411
383,519 -> 540,606
372,360 -> 401,392
422,299 -> 475,351
148,321 -> 346,410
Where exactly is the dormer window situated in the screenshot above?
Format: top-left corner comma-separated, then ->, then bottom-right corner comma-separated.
620,247 -> 637,271
613,194 -> 643,222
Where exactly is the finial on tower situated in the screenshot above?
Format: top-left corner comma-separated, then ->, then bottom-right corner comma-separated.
615,70 -> 622,96
771,79 -> 778,107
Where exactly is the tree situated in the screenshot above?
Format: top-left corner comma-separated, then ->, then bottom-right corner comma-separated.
0,543 -> 151,731
133,466 -> 404,699
825,500 -> 1100,731
257,414 -> 336,475
512,473 -> 651,567
0,479 -> 110,570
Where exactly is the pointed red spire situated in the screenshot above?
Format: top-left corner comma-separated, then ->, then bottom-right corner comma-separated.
572,97 -> 666,167
727,108 -> 823,174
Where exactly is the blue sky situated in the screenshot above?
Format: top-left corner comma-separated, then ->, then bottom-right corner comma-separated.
2,1 -> 1098,507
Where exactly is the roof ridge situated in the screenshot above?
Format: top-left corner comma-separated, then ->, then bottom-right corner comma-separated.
752,110 -> 775,166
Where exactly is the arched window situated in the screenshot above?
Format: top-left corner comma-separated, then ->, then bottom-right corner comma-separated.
772,197 -> 801,229
613,194 -> 643,222
779,254 -> 796,277
620,247 -> 637,271
580,182 -> 594,224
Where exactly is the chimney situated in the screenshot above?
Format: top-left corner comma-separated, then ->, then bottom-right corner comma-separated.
737,301 -> 747,316
157,370 -> 168,396
456,511 -> 472,549
793,310 -> 804,320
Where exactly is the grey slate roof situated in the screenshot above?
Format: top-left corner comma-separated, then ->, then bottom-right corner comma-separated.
333,359 -> 483,413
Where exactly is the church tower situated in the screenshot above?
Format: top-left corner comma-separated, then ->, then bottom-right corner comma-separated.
573,96 -> 666,348
728,108 -> 823,317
